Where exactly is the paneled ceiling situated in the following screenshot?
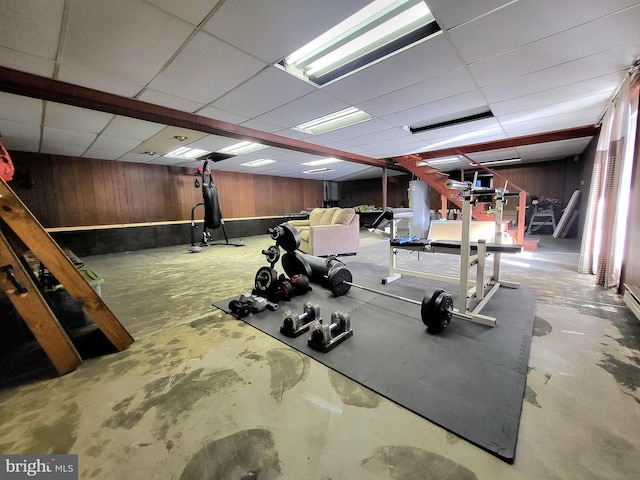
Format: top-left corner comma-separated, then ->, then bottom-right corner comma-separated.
0,0 -> 639,181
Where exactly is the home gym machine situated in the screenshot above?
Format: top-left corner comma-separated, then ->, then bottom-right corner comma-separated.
372,178 -> 523,327
189,158 -> 244,252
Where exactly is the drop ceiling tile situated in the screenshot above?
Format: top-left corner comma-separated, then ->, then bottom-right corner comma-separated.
91,135 -> 141,151
57,66 -> 144,97
0,119 -> 41,141
499,103 -> 606,130
146,0 -> 221,25
203,0 -> 371,63
196,106 -> 250,125
44,103 -> 113,133
0,0 -> 64,59
481,43 -> 639,103
256,91 -> 349,129
4,137 -> 40,153
490,77 -> 620,116
83,147 -> 128,161
40,144 -> 88,157
240,119 -> 283,133
323,34 -> 463,104
501,108 -> 604,137
466,148 -> 520,163
469,5 -> 640,86
138,89 -> 205,113
381,90 -> 488,127
358,68 -> 477,118
422,126 -> 507,150
148,32 -> 267,104
119,152 -> 162,163
0,47 -> 56,77
449,0 -> 640,64
0,92 -> 43,124
427,0 -> 512,29
212,67 -> 315,118
102,117 -> 166,141
61,0 -> 194,85
42,126 -> 96,148
340,127 -> 410,148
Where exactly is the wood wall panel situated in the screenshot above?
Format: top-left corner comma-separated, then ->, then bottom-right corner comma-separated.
7,151 -> 324,228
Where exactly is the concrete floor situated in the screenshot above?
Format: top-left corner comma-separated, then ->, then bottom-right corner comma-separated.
0,231 -> 639,479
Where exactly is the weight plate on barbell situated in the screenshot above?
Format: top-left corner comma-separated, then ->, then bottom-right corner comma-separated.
327,265 -> 352,297
421,289 -> 453,332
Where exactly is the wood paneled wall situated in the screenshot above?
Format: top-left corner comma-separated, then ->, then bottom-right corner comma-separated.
8,151 -> 323,228
339,174 -> 411,208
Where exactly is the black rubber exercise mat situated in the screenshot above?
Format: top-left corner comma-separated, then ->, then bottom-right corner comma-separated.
213,260 -> 536,462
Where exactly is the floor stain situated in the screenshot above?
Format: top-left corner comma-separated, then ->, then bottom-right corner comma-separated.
179,429 -> 281,480
265,348 -> 310,403
597,353 -> 640,403
23,402 -> 81,454
328,370 -> 381,409
361,445 -> 477,480
102,368 -> 242,439
445,432 -> 461,445
524,386 -> 542,408
533,316 -> 552,337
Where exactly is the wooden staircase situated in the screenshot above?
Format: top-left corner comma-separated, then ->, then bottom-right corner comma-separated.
394,155 -> 494,221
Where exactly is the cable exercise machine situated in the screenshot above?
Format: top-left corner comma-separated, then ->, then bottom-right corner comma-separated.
189,158 -> 244,252
373,179 -> 523,327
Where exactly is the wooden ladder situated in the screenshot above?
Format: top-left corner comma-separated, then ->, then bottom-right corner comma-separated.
0,178 -> 134,376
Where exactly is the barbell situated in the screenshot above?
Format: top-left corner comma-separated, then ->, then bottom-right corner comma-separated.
327,265 -> 454,333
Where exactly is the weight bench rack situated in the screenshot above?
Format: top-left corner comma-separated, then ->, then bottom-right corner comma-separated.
379,183 -> 523,327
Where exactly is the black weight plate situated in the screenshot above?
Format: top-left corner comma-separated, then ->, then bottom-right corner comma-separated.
276,223 -> 301,253
421,288 -> 453,332
254,266 -> 276,294
281,252 -> 312,279
328,266 -> 352,297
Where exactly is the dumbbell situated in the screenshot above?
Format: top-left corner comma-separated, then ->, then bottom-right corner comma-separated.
308,311 -> 353,353
280,302 -> 320,337
326,265 -> 453,333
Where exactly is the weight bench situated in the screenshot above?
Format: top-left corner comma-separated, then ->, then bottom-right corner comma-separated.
378,186 -> 523,327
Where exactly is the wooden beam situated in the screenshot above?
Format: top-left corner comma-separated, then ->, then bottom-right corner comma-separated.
0,66 -> 390,169
405,125 -> 600,160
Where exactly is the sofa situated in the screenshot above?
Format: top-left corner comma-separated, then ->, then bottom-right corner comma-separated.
288,207 -> 360,256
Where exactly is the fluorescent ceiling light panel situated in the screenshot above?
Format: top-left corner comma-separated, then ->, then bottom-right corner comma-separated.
480,158 -> 522,166
280,0 -> 440,86
164,147 -> 212,159
240,159 -> 276,167
293,107 -> 373,135
301,157 -> 343,166
420,156 -> 460,166
303,168 -> 336,174
218,141 -> 268,155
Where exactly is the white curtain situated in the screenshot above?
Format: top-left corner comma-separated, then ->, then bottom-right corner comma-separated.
579,70 -> 639,288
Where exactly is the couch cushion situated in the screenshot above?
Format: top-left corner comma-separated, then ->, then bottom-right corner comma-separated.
332,208 -> 356,225
308,208 -> 326,225
319,207 -> 339,225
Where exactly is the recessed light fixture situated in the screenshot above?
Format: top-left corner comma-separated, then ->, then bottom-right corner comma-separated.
279,0 -> 440,86
479,158 -> 522,166
303,167 -> 336,175
164,147 -> 212,159
301,157 -> 343,166
240,159 -> 276,167
174,135 -> 188,141
218,141 -> 268,155
144,151 -> 156,156
293,107 -> 373,135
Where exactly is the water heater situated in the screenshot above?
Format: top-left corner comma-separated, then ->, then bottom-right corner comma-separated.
408,180 -> 430,238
